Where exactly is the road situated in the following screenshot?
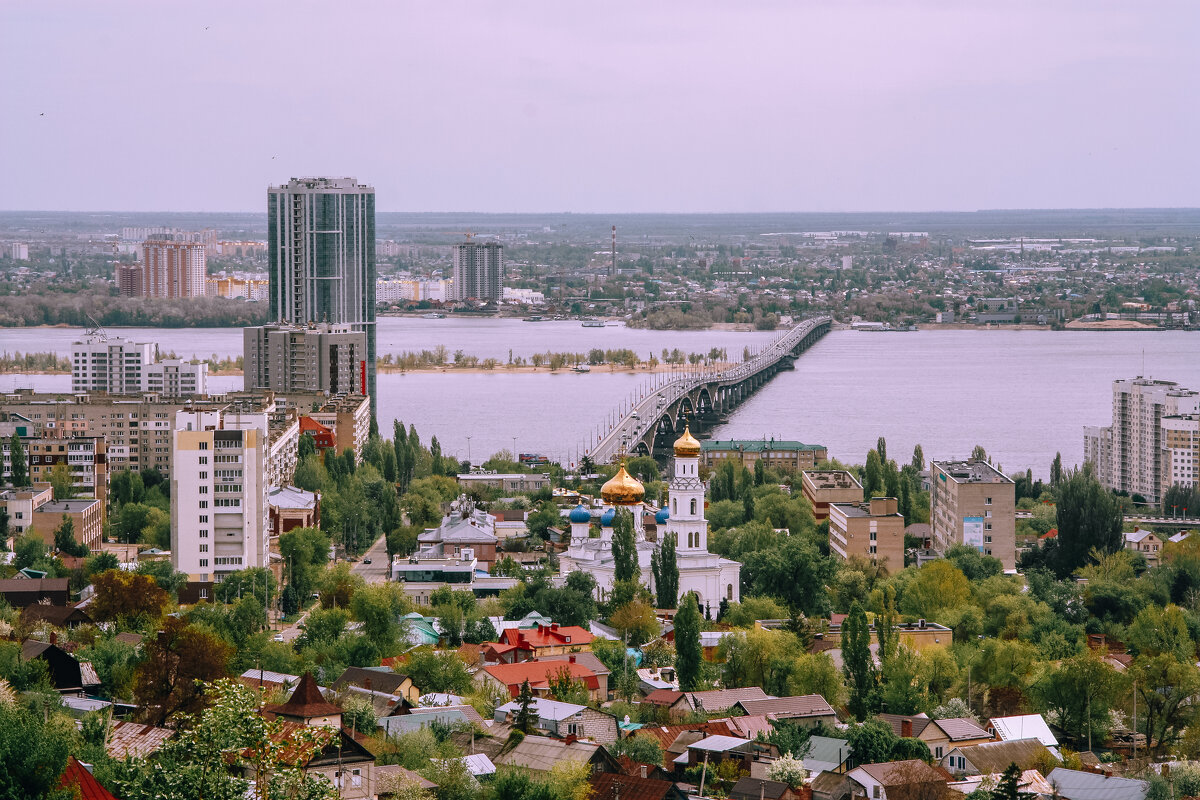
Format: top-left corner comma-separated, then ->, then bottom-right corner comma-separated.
351,535 -> 391,583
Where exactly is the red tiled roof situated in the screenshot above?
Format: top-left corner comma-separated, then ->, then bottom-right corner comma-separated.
500,623 -> 594,649
299,417 -> 333,436
264,672 -> 343,719
60,756 -> 119,800
482,660 -> 600,695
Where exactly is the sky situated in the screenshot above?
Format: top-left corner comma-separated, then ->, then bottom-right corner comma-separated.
2,1 -> 1198,213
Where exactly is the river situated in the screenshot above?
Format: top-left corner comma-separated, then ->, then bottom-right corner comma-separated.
2,322 -> 1198,479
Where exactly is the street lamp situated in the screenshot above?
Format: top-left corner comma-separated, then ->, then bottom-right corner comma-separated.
466,436 -> 472,465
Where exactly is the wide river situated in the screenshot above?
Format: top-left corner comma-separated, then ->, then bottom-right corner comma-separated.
2,319 -> 1198,479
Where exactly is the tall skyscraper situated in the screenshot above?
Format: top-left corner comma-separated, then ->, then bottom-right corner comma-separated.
451,239 -> 503,302
267,177 -> 377,409
142,235 -> 207,298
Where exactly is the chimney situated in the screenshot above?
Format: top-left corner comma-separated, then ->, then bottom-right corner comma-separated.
640,765 -> 648,778
569,655 -> 576,663
49,632 -> 57,646
551,623 -> 559,631
901,719 -> 913,738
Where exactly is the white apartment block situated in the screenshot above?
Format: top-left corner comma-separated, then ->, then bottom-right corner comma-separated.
10,243 -> 29,260
71,336 -> 156,394
71,336 -> 207,395
1085,378 -> 1200,504
376,278 -> 450,305
502,287 -> 546,305
171,410 -> 269,582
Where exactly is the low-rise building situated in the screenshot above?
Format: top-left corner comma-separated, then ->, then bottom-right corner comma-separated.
494,698 -> 618,744
701,439 -> 828,472
828,497 -> 905,568
32,498 -> 103,551
457,472 -> 551,493
801,470 -> 864,520
0,485 -> 54,535
878,715 -> 993,761
847,760 -> 949,800
478,660 -> 604,702
941,738 -> 1051,777
268,486 -> 319,537
1124,529 -> 1164,566
930,459 -> 1017,569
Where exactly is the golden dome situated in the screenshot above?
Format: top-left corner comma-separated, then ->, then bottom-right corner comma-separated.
674,425 -> 702,458
601,462 -> 645,506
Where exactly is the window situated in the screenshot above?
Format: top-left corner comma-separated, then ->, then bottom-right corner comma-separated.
199,544 -> 208,553
199,501 -> 208,509
199,442 -> 208,450
690,498 -> 697,515
199,472 -> 207,480
199,515 -> 208,523
985,497 -> 992,505
199,559 -> 208,567
873,788 -> 880,799
199,486 -> 207,494
935,747 -> 943,758
727,583 -> 733,600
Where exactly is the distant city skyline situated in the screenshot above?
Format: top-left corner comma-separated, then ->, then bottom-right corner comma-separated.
2,2 -> 1198,213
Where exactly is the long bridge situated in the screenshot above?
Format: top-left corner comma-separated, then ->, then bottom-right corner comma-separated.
585,316 -> 832,463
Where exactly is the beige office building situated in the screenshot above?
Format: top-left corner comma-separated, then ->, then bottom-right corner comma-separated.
1162,414 -> 1200,500
929,459 -> 1016,570
828,497 -> 905,568
801,470 -> 865,521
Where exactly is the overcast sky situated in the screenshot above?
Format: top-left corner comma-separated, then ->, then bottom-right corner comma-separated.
2,1 -> 1197,213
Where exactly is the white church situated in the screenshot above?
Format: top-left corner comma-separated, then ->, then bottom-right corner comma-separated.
559,426 -> 741,613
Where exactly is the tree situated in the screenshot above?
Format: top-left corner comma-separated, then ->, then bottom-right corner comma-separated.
525,502 -> 561,541
675,592 -> 703,691
876,437 -> 887,464
108,678 -> 337,800
991,764 -> 1024,800
912,444 -> 925,471
651,532 -> 679,609
611,509 -> 639,585
91,570 -> 170,623
279,525 -> 330,602
7,434 -> 27,487
1030,649 -> 1125,749
971,445 -> 989,462
610,732 -> 664,766
298,431 -> 317,460
766,754 -> 807,788
610,600 -> 659,647
1052,468 -> 1124,577
901,560 -> 971,620
1132,654 -> 1200,751
13,528 -> 49,571
48,462 -> 74,500
133,616 -> 232,725
848,719 -> 898,767
405,649 -> 473,695
0,698 -> 72,800
864,450 -> 883,498
514,680 -> 536,733
1050,453 -> 1064,486
51,514 -> 86,557
843,601 -> 876,720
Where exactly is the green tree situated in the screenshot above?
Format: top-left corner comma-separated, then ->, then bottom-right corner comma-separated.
611,509 -> 639,585
1052,468 -> 1124,577
651,532 -> 679,609
0,698 -> 72,800
911,444 -> 924,471
1030,648 -> 1124,747
514,680 -> 536,733
876,437 -> 887,464
52,514 -> 86,558
1132,654 -> 1200,751
48,462 -> 75,500
847,719 -> 898,767
900,560 -> 971,620
610,732 -> 664,766
843,601 -> 875,720
991,763 -> 1023,800
1050,453 -> 1064,486
7,434 -> 27,487
675,592 -> 703,691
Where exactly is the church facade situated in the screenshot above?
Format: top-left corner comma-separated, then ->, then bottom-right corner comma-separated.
559,427 -> 741,613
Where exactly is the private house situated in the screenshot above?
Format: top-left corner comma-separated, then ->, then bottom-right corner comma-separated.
731,777 -> 811,800
846,760 -> 950,800
638,721 -> 738,769
495,697 -> 619,744
496,623 -> 594,658
642,689 -> 689,720
268,485 -> 319,537
240,668 -> 302,694
379,705 -> 487,736
494,734 -> 620,775
106,720 -> 174,759
683,687 -> 771,715
681,735 -> 779,775
987,714 -> 1059,753
1124,529 -> 1163,567
941,738 -> 1052,777
1046,769 -> 1149,800
878,714 -> 994,760
60,756 -> 119,800
950,770 -> 1054,798
801,736 -> 853,774
590,772 -> 689,800
0,577 -> 70,608
22,638 -> 90,693
20,604 -> 92,629
477,659 -> 603,701
260,673 -> 376,800
417,503 -> 499,570
539,651 -> 611,699
732,694 -> 839,727
332,667 -> 420,706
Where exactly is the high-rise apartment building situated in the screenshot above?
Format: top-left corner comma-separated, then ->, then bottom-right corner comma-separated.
142,235 -> 207,298
451,240 -> 503,302
243,322 -> 367,395
1161,415 -> 1200,500
171,409 -> 269,583
267,177 -> 377,408
1084,378 -> 1200,504
929,459 -> 1016,570
71,335 -> 207,396
116,264 -> 144,297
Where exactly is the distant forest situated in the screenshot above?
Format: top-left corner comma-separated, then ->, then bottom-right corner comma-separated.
0,288 -> 269,328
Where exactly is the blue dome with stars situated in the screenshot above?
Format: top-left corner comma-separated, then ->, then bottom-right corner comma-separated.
600,508 -> 616,527
569,504 -> 591,524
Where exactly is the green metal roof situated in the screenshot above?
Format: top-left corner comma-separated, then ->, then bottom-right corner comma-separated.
700,439 -> 826,452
